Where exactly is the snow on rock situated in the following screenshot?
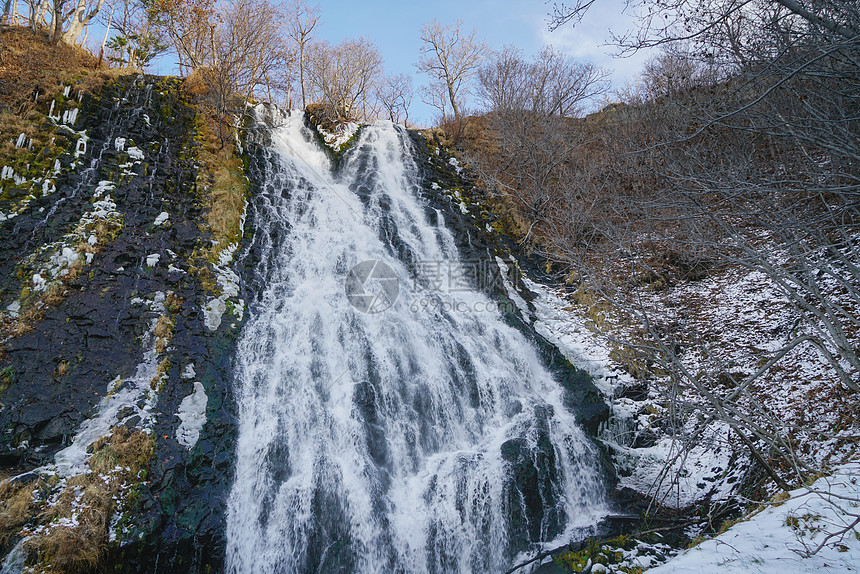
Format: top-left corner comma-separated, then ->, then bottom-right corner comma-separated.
15,133 -> 28,148
153,212 -> 169,226
175,382 -> 208,448
181,363 -> 196,380
449,156 -> 463,174
52,247 -> 79,269
204,297 -> 227,331
453,189 -> 469,214
6,301 -> 21,317
32,273 -> 47,291
520,273 -> 746,507
316,121 -> 359,152
74,135 -> 87,158
648,461 -> 860,574
62,108 -> 78,126
204,242 -> 245,331
52,292 -> 167,476
616,423 -> 741,508
521,275 -> 627,394
94,180 -> 115,197
126,146 -> 145,160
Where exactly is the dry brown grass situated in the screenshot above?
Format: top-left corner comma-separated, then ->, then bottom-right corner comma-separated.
153,314 -> 174,340
0,479 -> 39,544
191,107 -> 247,249
208,159 -> 247,245
25,427 -> 154,573
53,360 -> 69,378
183,86 -> 248,295
41,283 -> 66,306
0,26 -> 105,113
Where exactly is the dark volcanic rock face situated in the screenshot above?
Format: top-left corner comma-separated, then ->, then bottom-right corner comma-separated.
0,75 -> 239,573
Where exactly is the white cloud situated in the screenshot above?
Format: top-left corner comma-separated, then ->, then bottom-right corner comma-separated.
534,0 -> 658,100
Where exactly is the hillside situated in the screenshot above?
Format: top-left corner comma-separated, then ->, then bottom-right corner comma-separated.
1,21 -> 858,574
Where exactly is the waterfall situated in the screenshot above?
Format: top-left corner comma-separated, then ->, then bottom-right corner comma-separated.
225,109 -> 608,574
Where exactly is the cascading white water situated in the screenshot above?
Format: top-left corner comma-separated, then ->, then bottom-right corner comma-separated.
225,110 -> 608,574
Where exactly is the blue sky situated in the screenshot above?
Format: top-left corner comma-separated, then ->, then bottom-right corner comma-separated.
309,0 -> 652,125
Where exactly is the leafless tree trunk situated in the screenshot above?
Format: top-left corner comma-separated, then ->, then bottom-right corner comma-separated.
377,73 -> 413,126
58,0 -> 105,43
286,0 -> 319,110
416,18 -> 487,125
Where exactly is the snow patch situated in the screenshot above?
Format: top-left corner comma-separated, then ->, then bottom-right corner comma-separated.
204,297 -> 227,331
94,180 -> 115,197
126,146 -> 144,161
32,273 -> 47,291
153,212 -> 169,226
181,363 -> 196,380
175,382 -> 208,448
649,461 -> 860,574
62,108 -> 78,126
316,121 -> 359,152
6,301 -> 21,317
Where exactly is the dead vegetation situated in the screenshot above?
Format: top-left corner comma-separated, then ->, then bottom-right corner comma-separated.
0,478 -> 40,545
0,26 -> 111,112
23,427 -> 154,573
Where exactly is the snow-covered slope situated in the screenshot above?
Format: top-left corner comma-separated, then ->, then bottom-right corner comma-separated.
648,461 -> 860,573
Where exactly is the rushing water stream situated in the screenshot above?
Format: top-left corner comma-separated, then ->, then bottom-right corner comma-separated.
225,110 -> 608,574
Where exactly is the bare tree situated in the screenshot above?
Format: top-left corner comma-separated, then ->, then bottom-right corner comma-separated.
25,0 -> 51,32
479,45 -> 607,116
200,0 -> 290,143
473,46 -> 608,243
57,0 -> 105,43
416,18 -> 487,124
305,36 -> 383,121
285,0 -> 320,109
377,73 -> 413,126
2,0 -> 16,24
148,0 -> 215,74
